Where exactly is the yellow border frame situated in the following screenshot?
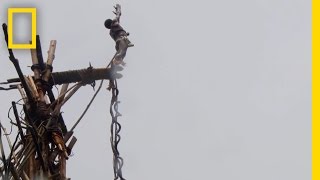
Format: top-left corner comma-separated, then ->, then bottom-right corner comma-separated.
8,8 -> 36,49
313,0 -> 319,179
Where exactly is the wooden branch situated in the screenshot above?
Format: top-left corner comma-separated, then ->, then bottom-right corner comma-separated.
30,48 -> 41,80
66,136 -> 77,155
2,24 -> 33,103
50,83 -> 80,109
52,84 -> 69,116
30,47 -> 46,102
27,151 -> 35,180
60,155 -> 67,179
0,126 -> 28,180
42,40 -> 57,83
7,67 -> 122,85
50,67 -> 122,85
0,125 -> 8,176
47,40 -> 57,66
27,128 -> 45,171
17,145 -> 36,174
0,126 -> 18,165
63,131 -> 74,143
26,76 -> 39,101
59,83 -> 69,102
70,80 -> 104,132
58,84 -> 69,104
49,135 -> 76,163
30,48 -> 38,66
9,165 -> 19,180
22,171 -> 30,180
60,83 -> 82,107
12,102 -> 25,143
0,86 -> 16,91
17,85 -> 27,104
36,35 -> 45,70
17,127 -> 46,174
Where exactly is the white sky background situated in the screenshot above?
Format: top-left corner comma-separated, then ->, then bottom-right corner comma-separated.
0,0 -> 311,179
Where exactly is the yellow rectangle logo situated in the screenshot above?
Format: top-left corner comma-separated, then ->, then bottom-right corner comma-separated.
8,8 -> 36,49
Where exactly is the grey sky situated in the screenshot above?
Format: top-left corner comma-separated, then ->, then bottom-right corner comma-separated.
0,0 -> 311,179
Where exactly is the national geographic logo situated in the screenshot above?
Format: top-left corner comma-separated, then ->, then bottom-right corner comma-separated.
7,8 -> 36,49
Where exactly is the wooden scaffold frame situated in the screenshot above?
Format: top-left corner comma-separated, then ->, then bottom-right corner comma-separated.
0,4 -> 133,180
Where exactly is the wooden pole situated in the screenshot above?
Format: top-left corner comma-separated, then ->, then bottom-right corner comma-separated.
27,76 -> 39,101
6,67 -> 121,85
17,85 -> 27,104
60,155 -> 66,179
11,102 -> 25,143
43,40 -> 57,83
30,47 -> 46,102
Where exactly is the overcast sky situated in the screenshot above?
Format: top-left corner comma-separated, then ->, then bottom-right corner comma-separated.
0,0 -> 311,179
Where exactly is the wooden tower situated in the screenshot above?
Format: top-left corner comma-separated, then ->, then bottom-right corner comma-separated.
0,4 -> 131,180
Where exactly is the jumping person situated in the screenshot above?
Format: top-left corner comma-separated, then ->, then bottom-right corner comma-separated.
105,4 -> 133,66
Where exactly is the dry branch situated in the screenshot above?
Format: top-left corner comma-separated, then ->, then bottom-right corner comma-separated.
42,40 -> 57,83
